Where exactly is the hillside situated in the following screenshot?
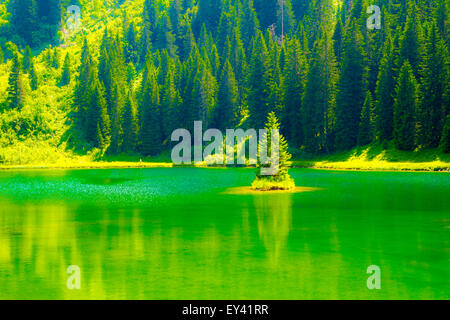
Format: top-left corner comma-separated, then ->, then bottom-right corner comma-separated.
0,0 -> 448,169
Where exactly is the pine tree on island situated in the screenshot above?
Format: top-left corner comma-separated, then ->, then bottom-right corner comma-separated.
252,112 -> 295,191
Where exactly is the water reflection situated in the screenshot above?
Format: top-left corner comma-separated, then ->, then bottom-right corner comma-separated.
253,194 -> 292,267
0,168 -> 448,299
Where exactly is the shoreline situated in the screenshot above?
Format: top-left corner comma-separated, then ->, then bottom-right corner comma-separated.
0,160 -> 448,172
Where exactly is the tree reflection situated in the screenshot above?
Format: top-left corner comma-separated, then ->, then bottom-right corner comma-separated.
253,194 -> 292,267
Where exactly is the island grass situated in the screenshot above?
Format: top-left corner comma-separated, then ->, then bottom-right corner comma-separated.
251,176 -> 296,191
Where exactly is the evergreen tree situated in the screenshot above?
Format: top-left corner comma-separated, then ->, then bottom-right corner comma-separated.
227,26 -> 247,88
302,32 -> 338,154
416,22 -> 448,148
9,0 -> 38,46
140,61 -> 161,156
194,61 -> 218,128
375,35 -> 397,143
332,16 -> 343,64
161,66 -> 182,136
292,0 -> 311,21
109,83 -> 125,154
214,59 -> 239,130
276,0 -> 296,40
154,12 -> 177,56
281,37 -> 307,147
253,0 -> 277,31
193,0 -> 222,35
393,61 -> 417,151
334,21 -> 366,151
87,80 -> 111,149
122,91 -> 139,153
5,51 -> 24,110
22,46 -> 33,72
141,0 -> 157,61
358,91 -> 374,146
239,0 -> 260,49
59,53 -> 71,87
73,39 -> 95,134
29,60 -> 38,91
246,31 -> 272,129
398,8 -> 420,77
124,22 -> 139,64
253,111 -> 294,190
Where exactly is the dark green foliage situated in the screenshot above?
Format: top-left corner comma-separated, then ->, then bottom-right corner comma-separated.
8,0 -> 61,47
5,51 -> 24,110
253,0 -> 277,31
441,114 -> 450,153
125,23 -> 139,64
122,91 -> 139,153
416,22 -> 449,149
393,62 -> 416,151
22,46 -> 33,72
375,36 -> 397,143
239,0 -> 260,49
29,60 -> 38,91
281,37 -> 306,147
334,21 -> 366,151
59,53 -> 71,87
302,34 -> 337,154
213,59 -> 239,130
193,0 -> 222,35
87,80 -> 111,149
2,0 -> 448,161
332,17 -> 343,64
246,31 -> 272,129
358,91 -> 374,146
398,8 -> 420,77
140,62 -> 161,156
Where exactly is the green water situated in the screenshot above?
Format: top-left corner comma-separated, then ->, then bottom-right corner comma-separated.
0,168 -> 448,300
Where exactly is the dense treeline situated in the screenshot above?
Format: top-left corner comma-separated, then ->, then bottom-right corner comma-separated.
0,0 -> 449,160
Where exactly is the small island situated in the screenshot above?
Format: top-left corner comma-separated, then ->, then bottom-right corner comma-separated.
252,112 -> 296,191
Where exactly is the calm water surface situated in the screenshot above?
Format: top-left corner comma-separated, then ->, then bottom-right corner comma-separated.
0,168 -> 448,299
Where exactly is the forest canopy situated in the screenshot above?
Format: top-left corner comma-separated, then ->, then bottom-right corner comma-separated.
0,0 -> 448,165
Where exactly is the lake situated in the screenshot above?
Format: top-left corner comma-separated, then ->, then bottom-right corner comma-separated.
0,168 -> 448,299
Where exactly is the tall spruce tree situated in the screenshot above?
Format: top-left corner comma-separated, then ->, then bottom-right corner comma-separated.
246,31 -> 272,129
416,22 -> 448,148
60,53 -> 71,87
334,20 -> 366,151
375,35 -> 397,143
29,60 -> 38,91
358,91 -> 374,146
140,60 -> 161,156
214,59 -> 239,130
122,91 -> 139,153
302,32 -> 338,154
393,61 -> 417,151
6,51 -> 24,110
281,37 -> 307,147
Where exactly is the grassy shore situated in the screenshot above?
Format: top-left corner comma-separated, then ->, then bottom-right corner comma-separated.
0,146 -> 448,172
292,145 -> 449,171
